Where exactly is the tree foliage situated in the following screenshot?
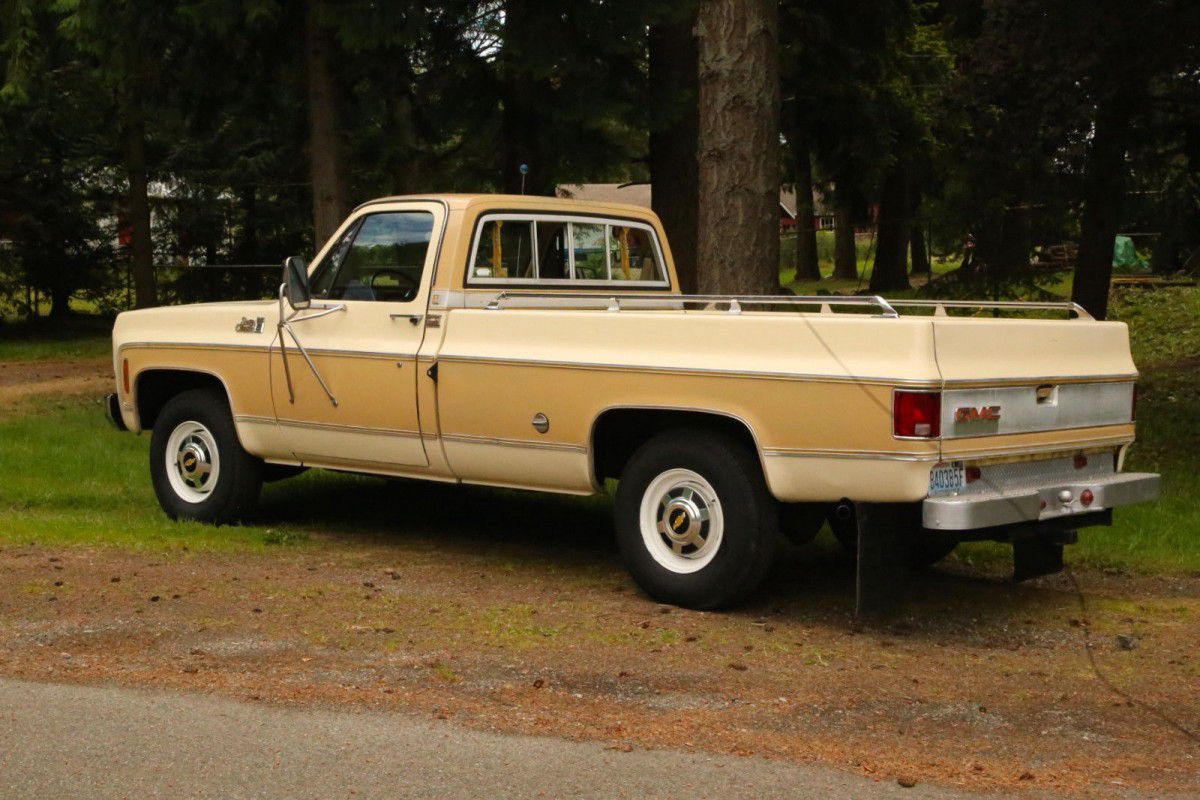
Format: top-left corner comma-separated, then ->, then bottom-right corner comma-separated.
1,0 -> 1197,315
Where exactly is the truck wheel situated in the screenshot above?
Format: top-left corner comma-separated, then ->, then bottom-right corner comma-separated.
614,429 -> 778,610
150,388 -> 262,524
827,504 -> 957,569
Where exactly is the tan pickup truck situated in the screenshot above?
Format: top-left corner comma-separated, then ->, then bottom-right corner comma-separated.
106,194 -> 1159,610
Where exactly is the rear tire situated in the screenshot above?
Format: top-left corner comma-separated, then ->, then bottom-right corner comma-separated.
614,429 -> 778,610
150,388 -> 262,524
827,503 -> 958,569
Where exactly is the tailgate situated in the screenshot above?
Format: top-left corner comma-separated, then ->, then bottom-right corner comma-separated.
931,318 -> 1137,454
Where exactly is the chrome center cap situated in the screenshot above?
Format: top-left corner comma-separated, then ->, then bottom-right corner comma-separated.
178,443 -> 207,476
662,497 -> 702,542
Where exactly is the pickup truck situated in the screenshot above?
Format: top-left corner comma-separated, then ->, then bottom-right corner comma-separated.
106,194 -> 1160,611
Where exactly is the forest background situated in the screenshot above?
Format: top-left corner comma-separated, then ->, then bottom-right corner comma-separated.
1,0 -> 1198,321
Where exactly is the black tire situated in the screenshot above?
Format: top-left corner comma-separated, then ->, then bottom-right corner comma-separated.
779,502 -> 829,547
149,388 -> 262,524
614,428 -> 779,610
826,503 -> 958,569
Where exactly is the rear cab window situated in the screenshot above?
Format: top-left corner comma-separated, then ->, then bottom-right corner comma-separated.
467,213 -> 668,289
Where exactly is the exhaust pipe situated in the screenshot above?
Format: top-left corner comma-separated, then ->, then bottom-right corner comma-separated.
833,502 -> 854,521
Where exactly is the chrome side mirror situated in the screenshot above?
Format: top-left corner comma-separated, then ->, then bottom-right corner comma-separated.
283,256 -> 311,310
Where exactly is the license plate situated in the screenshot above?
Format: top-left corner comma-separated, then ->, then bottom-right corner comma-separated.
929,462 -> 966,495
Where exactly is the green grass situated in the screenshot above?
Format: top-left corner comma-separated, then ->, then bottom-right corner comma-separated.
0,315 -> 112,361
0,395 -> 311,552
1,285 -> 1198,573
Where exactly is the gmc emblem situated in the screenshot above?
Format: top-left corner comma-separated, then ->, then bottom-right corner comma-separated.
955,405 -> 1002,423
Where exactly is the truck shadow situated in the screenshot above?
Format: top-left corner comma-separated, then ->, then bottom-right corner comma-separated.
259,471 -> 1065,633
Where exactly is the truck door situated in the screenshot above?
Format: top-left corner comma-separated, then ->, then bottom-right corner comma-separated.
269,201 -> 445,470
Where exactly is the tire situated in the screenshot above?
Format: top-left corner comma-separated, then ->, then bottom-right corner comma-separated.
779,502 -> 828,547
826,503 -> 958,569
149,388 -> 262,524
614,429 -> 779,610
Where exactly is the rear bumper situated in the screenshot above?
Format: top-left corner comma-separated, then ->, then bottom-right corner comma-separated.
923,471 -> 1160,530
104,393 -> 128,432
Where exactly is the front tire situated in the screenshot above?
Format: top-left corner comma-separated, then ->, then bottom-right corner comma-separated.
150,388 -> 262,524
614,429 -> 778,610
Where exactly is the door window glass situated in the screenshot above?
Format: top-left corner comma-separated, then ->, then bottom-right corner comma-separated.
572,223 -> 608,280
311,211 -> 434,302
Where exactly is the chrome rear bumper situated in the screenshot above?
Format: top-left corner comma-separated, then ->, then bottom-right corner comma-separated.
923,472 -> 1160,530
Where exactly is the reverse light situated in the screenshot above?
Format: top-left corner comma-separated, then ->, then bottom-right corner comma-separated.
894,391 -> 941,438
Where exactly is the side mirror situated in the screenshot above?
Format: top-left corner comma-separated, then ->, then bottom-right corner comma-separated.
283,256 -> 311,310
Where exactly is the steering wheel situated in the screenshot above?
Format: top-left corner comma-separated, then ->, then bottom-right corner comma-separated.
368,269 -> 419,300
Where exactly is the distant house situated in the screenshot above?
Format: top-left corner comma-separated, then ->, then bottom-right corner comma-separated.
557,183 -> 827,233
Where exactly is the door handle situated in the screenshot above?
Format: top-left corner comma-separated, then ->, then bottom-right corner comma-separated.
390,313 -> 423,326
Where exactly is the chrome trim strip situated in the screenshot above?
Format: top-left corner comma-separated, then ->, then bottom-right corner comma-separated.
275,418 -> 423,439
762,448 -> 939,462
121,341 -> 419,362
942,374 -> 1139,388
441,432 -> 587,453
435,354 -> 939,387
942,432 -> 1135,459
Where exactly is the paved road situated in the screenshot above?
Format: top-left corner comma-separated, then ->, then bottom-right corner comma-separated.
0,678 -> 986,799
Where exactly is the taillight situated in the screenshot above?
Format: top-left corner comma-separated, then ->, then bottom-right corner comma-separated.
122,358 -> 130,395
894,391 -> 941,438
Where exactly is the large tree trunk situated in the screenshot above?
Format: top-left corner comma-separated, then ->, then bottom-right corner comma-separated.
649,11 -> 700,293
695,0 -> 780,295
791,144 -> 820,282
1072,96 -> 1132,320
831,201 -> 858,280
500,1 -> 554,196
125,110 -> 156,309
869,160 -> 911,293
306,0 -> 349,248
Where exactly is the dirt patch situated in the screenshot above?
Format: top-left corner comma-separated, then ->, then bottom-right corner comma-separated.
0,358 -> 113,405
1,540 -> 1197,797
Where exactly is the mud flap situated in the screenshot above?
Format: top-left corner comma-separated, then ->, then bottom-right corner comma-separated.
1012,530 -> 1075,582
854,502 -> 910,618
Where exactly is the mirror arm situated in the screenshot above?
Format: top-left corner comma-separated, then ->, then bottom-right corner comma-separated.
275,284 -> 338,408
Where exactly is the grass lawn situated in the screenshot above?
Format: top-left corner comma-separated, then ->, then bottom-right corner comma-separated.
1,283 -> 1197,575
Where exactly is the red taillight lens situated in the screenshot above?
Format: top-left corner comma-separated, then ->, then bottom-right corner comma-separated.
122,358 -> 130,395
894,391 -> 941,438
1080,489 -> 1095,506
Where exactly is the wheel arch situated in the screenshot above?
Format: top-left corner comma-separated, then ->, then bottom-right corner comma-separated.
133,368 -> 237,435
590,406 -> 768,489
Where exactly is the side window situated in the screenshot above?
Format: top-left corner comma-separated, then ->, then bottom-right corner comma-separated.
472,219 -> 534,278
311,211 -> 434,302
610,225 -> 661,282
572,223 -> 608,280
536,220 -> 569,279
467,216 -> 665,285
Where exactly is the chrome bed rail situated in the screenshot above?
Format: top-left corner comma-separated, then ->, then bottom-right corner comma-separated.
476,291 -> 1093,320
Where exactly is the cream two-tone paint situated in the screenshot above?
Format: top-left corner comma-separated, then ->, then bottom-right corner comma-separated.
111,194 -> 1144,507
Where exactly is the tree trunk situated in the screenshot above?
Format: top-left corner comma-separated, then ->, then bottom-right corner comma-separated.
910,223 -> 929,276
501,1 -> 554,196
695,0 -> 780,295
909,189 -> 929,276
869,160 -> 911,293
1072,95 -> 1132,320
306,0 -> 349,248
831,202 -> 858,280
125,110 -> 156,309
791,145 -> 820,282
649,11 -> 700,294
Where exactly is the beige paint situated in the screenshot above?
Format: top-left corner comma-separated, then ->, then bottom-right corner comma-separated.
110,194 -> 1146,506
